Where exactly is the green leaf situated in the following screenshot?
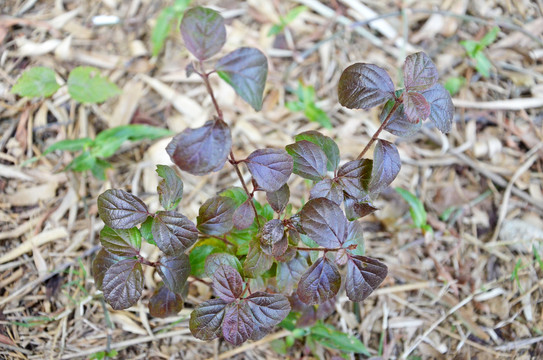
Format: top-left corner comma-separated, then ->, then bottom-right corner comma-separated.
474,51 -> 492,78
90,158 -> 111,180
43,138 -> 93,155
460,40 -> 479,58
95,124 -> 173,144
189,238 -> 226,277
305,105 -> 332,129
310,323 -> 370,355
140,216 -> 155,244
444,77 -> 465,96
283,6 -> 307,25
268,24 -> 283,37
66,151 -> 96,172
67,66 -> 121,104
11,67 -> 60,98
220,187 -> 248,207
156,165 -> 184,210
151,7 -> 176,57
395,187 -> 427,228
479,26 -> 499,48
295,131 -> 340,172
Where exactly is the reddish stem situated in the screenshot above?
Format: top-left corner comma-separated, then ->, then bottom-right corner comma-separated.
356,100 -> 401,160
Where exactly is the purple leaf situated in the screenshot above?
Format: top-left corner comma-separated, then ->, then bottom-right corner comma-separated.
244,149 -> 293,192
166,119 -> 231,176
272,233 -> 289,258
277,255 -> 308,294
309,179 -> 343,205
148,284 -> 184,318
274,244 -> 297,263
222,302 -> 255,346
335,249 -> 349,266
297,257 -> 341,305
403,52 -> 438,92
316,297 -> 336,320
246,292 -> 291,327
295,131 -> 340,171
180,7 -> 226,61
404,92 -> 430,123
346,255 -> 388,302
156,165 -> 183,211
344,195 -> 378,220
212,264 -> 243,302
285,140 -> 327,181
99,226 -> 141,256
215,47 -> 268,111
250,325 -> 273,341
368,140 -> 400,194
260,219 -> 284,256
421,83 -> 454,134
92,248 -> 125,290
243,239 -> 273,278
190,298 -> 228,341
338,63 -> 395,109
380,99 -> 421,137
300,198 -> 348,248
204,253 -> 242,278
233,199 -> 255,230
197,196 -> 236,236
157,253 -> 191,294
152,211 -> 198,255
102,259 -> 143,310
266,184 -> 290,213
97,189 -> 149,229
337,159 -> 372,199
297,306 -> 317,327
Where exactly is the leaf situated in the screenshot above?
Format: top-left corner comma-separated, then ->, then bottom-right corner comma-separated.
260,219 -> 285,256
277,255 -> 308,294
233,199 -> 255,230
300,198 -> 347,248
94,124 -> 173,145
403,52 -> 438,92
404,92 -> 430,123
220,187 -> 248,207
156,165 -> 183,210
337,159 -> 372,199
297,257 -> 341,305
380,99 -> 421,138
197,196 -> 236,236
343,220 -> 365,256
151,7 -> 176,57
243,239 -> 273,278
157,254 -> 191,294
272,233 -> 289,258
285,140 -> 327,181
101,259 -> 143,310
99,226 -> 141,256
66,151 -> 96,172
246,292 -> 291,327
337,63 -> 395,109
479,26 -> 500,48
344,196 -> 378,221
222,302 -> 255,346
266,184 -> 290,213
444,76 -> 465,96
140,216 -> 154,244
11,67 -> 60,98
395,187 -> 427,228
474,51 -> 492,78
294,131 -> 340,172
368,140 -> 400,195
211,264 -> 243,302
190,298 -> 228,341
92,249 -> 125,290
310,323 -> 370,355
43,138 -> 93,155
97,189 -> 149,229
244,149 -> 293,192
205,253 -> 243,278
166,119 -> 232,176
421,84 -> 454,134
309,179 -> 343,205
189,238 -> 226,277
335,249 -> 349,266
345,255 -> 388,302
215,47 -> 268,111
148,284 -> 184,318
152,211 -> 198,255
180,6 -> 226,60
460,39 -> 479,58
67,66 -> 121,104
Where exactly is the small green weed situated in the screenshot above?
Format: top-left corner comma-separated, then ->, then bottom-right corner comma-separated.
460,26 -> 499,78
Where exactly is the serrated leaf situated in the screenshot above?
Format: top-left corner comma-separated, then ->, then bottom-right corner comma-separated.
309,179 -> 343,205
205,253 -> 243,278
92,249 -> 125,290
189,238 -> 226,277
346,255 -> 387,302
167,119 -> 231,176
344,220 -> 365,256
246,292 -> 291,327
421,83 -> 454,134
277,255 -> 308,294
380,100 -> 421,137
97,189 -> 149,229
152,211 -> 198,255
266,183 -> 289,213
310,323 -> 370,355
338,63 -> 394,109
156,165 -> 183,210
102,259 -> 143,310
260,219 -> 284,256
404,92 -> 430,123
180,6 -> 226,60
148,284 -> 184,318
216,47 -> 268,111
244,149 -> 293,192
190,298 -> 228,341
243,239 -> 273,278
157,253 -> 190,294
403,52 -> 438,92
11,66 -> 60,98
300,198 -> 347,248
222,302 -> 254,346
233,199 -> 255,230
368,140 -> 400,194
285,140 -> 327,181
99,226 -> 141,256
344,196 -> 378,221
211,264 -> 243,302
297,257 -> 341,305
337,159 -> 372,199
294,131 -> 340,172
197,196 -> 236,236
67,66 -> 121,104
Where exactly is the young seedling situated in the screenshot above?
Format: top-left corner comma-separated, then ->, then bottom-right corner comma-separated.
93,6 -> 454,349
461,26 -> 499,78
286,81 -> 332,129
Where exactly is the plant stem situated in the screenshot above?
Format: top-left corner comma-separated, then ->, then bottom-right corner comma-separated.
295,246 -> 341,252
356,101 -> 400,160
138,255 -> 157,267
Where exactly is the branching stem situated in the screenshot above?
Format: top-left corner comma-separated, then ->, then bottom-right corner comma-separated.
356,101 -> 401,160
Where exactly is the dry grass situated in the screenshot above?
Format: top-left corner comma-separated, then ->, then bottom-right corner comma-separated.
1,0 -> 543,359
